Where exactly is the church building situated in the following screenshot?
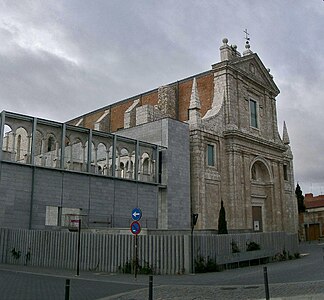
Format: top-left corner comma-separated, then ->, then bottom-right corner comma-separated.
67,38 -> 297,233
0,38 -> 298,233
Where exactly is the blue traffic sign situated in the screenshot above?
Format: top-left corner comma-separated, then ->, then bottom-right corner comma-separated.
130,221 -> 141,235
131,208 -> 142,221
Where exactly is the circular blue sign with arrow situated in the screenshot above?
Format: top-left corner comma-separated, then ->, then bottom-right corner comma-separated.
131,208 -> 142,221
130,221 -> 141,235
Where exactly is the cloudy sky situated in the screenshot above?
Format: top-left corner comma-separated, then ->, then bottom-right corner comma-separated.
0,0 -> 323,195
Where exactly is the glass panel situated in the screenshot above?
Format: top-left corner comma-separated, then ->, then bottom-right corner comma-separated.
207,144 -> 214,166
250,100 -> 258,128
283,165 -> 288,181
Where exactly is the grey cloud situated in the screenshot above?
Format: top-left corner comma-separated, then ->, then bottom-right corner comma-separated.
1,0 -> 324,194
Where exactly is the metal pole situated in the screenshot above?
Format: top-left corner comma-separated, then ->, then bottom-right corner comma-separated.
263,266 -> 270,300
76,219 -> 81,276
149,275 -> 153,300
135,234 -> 138,279
191,213 -> 198,274
65,279 -> 70,300
191,226 -> 194,274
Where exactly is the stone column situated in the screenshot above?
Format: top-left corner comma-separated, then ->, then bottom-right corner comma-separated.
69,142 -> 73,169
55,142 -> 60,168
41,138 -> 46,166
82,145 -> 86,171
127,155 -> 134,179
243,153 -> 252,229
116,152 -> 121,177
11,132 -> 16,161
94,147 -> 98,173
26,135 -> 32,164
105,150 -> 110,175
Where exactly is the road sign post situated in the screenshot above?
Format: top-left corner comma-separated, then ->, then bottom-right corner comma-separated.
130,221 -> 141,235
132,208 -> 142,221
130,208 -> 142,279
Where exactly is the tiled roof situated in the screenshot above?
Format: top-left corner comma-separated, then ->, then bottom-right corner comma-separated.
305,193 -> 324,209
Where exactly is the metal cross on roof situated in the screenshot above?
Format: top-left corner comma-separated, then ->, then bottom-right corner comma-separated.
244,29 -> 250,41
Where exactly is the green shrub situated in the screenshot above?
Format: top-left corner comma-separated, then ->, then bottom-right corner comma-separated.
118,259 -> 154,275
231,241 -> 240,253
195,256 -> 221,273
246,241 -> 261,251
11,248 -> 21,260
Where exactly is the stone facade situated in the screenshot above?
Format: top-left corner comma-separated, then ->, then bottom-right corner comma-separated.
1,38 -> 298,233
66,38 -> 297,233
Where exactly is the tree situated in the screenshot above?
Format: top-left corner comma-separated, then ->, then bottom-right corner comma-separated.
295,183 -> 305,213
218,200 -> 228,234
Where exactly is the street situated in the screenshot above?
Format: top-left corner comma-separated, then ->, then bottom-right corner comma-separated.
1,242 -> 324,299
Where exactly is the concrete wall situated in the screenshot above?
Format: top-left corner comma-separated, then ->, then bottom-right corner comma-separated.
0,161 -> 158,230
118,118 -> 191,229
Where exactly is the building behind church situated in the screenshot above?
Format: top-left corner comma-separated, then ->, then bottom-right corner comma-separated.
0,38 -> 298,234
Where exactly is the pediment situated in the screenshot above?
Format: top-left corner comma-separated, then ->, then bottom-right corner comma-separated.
230,54 -> 280,96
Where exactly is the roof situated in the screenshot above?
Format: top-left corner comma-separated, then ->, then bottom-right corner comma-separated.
305,193 -> 324,209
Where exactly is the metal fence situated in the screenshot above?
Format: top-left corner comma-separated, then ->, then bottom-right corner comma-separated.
0,228 -> 298,274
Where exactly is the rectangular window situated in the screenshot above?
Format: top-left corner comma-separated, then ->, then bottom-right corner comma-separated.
207,144 -> 215,166
283,164 -> 288,181
250,99 -> 258,128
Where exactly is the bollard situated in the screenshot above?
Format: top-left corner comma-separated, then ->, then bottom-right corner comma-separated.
65,279 -> 70,300
149,275 -> 153,300
263,266 -> 270,300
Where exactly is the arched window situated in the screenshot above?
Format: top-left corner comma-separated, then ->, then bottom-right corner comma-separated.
120,162 -> 125,178
250,160 -> 271,182
143,158 -> 150,174
48,136 -> 55,152
251,164 -> 256,180
126,160 -> 134,172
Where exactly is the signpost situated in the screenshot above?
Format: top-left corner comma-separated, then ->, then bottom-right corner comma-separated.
191,213 -> 198,274
130,208 -> 142,278
130,221 -> 141,235
131,208 -> 142,221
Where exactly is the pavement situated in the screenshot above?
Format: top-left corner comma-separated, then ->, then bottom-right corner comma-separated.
1,242 -> 324,299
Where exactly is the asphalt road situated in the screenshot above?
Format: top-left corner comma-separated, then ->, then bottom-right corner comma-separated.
1,242 -> 324,299
0,270 -> 146,300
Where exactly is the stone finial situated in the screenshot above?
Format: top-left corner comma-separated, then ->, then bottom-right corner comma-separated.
282,121 -> 290,145
267,68 -> 274,79
189,77 -> 201,110
243,41 -> 253,56
188,77 -> 201,127
220,37 -> 233,61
